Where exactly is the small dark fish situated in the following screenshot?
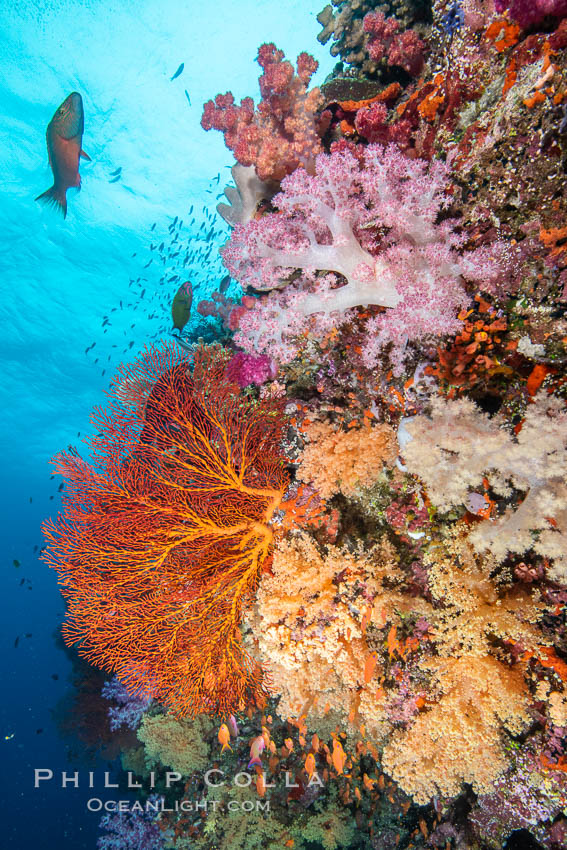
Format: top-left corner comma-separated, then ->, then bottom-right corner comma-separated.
159,242 -> 165,252
173,215 -> 178,227
184,90 -> 191,105
51,674 -> 59,681
219,275 -> 230,294
110,167 -> 122,176
29,497 -> 32,503
170,63 -> 184,81
151,222 -> 156,231
25,633 -> 32,638
58,483 -> 64,492
33,545 -> 38,552
171,280 -> 193,332
109,175 -> 121,184
36,92 -> 90,218
14,637 -> 19,648
36,729 -> 43,735
13,559 -> 21,568
143,260 -> 152,268
19,579 -> 25,586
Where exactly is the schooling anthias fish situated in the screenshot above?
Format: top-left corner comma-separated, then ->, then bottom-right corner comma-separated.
36,92 -> 90,218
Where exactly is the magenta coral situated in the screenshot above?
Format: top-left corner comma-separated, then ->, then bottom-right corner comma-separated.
363,11 -> 425,76
201,43 -> 323,182
494,0 -> 567,28
225,351 -> 276,386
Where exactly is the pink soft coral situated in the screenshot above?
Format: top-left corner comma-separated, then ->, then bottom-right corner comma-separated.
494,0 -> 567,28
201,44 -> 324,183
223,144 -> 504,370
363,11 -> 425,76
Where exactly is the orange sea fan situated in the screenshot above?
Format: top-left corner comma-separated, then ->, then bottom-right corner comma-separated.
42,343 -> 289,716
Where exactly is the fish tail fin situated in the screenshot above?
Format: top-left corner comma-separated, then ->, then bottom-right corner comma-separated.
35,186 -> 67,218
248,756 -> 262,769
221,743 -> 232,753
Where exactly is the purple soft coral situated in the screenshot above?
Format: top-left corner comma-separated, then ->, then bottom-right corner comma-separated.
101,676 -> 151,731
97,798 -> 164,850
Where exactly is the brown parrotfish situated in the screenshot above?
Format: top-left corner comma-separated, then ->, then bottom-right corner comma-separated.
36,92 -> 91,218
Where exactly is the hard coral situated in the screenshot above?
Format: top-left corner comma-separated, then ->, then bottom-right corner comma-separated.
201,44 -> 323,183
42,343 -> 289,716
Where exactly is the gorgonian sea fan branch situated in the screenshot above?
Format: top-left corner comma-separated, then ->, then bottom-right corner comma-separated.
42,343 -> 288,716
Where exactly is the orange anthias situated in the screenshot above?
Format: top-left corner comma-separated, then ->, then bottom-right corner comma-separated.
42,343 -> 288,716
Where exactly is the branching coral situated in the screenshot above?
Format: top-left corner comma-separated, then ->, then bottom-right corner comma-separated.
402,393 -> 567,580
296,421 -> 398,499
42,343 -> 289,716
201,44 -> 324,183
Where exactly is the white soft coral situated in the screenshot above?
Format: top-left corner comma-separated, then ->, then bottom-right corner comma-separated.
402,393 -> 567,581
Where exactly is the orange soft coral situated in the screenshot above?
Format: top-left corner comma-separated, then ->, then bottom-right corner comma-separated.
296,421 -> 397,500
42,343 -> 288,716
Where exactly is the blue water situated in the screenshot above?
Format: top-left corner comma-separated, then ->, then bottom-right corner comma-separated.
0,2 -> 332,845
